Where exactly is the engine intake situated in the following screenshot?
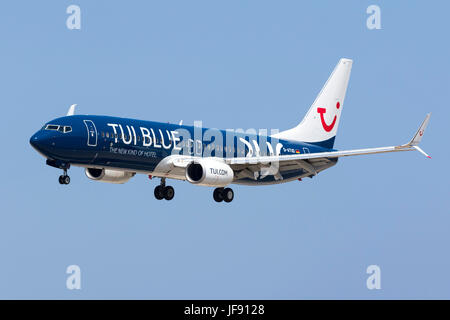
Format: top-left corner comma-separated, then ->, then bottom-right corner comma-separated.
85,168 -> 135,184
186,159 -> 233,187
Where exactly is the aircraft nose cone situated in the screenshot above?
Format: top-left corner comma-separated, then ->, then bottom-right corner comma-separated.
30,132 -> 52,155
29,133 -> 41,149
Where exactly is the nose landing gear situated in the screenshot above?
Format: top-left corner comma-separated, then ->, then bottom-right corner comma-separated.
46,160 -> 71,185
154,178 -> 175,201
58,169 -> 70,185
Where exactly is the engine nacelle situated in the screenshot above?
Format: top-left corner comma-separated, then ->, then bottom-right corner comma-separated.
186,159 -> 234,187
85,168 -> 135,184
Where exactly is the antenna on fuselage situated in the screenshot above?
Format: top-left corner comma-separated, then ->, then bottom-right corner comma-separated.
178,120 -> 183,126
67,104 -> 77,116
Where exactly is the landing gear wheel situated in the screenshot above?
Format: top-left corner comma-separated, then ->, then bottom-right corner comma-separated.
164,186 -> 175,201
154,185 -> 164,200
59,175 -> 70,185
63,175 -> 70,185
213,188 -> 224,202
223,188 -> 234,203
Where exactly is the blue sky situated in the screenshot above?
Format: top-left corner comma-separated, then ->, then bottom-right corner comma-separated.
0,0 -> 449,299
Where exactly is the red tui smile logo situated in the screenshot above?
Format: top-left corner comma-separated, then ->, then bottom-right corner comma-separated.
317,102 -> 340,132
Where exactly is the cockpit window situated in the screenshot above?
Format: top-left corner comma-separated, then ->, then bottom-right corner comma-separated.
44,124 -> 72,133
45,124 -> 60,131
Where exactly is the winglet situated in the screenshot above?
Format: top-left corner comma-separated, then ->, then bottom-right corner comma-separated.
402,113 -> 431,158
407,113 -> 431,146
67,104 -> 77,116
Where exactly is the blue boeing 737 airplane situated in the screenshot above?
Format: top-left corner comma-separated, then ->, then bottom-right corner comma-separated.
29,59 -> 431,203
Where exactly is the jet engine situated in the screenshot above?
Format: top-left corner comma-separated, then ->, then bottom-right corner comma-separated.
186,159 -> 234,187
85,168 -> 135,184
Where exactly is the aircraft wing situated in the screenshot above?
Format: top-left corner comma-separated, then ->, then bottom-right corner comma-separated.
157,114 -> 430,182
225,114 -> 431,180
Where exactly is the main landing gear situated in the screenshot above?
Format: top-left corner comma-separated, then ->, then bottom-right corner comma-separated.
154,178 -> 175,201
213,187 -> 234,203
58,168 -> 70,185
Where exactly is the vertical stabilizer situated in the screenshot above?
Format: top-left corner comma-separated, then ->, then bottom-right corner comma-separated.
273,58 -> 353,149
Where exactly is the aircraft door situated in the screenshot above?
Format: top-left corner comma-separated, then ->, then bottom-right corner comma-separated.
83,120 -> 98,147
